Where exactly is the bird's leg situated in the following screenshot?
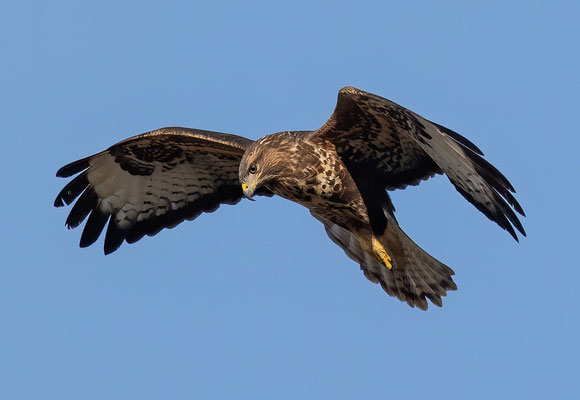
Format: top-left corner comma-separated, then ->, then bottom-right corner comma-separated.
356,234 -> 393,270
371,235 -> 393,270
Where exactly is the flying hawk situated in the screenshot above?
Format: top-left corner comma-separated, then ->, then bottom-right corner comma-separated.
54,87 -> 525,309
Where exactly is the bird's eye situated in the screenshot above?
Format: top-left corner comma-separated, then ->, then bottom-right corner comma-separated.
248,164 -> 257,174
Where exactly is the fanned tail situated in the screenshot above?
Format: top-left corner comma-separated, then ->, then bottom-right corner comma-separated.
312,211 -> 456,310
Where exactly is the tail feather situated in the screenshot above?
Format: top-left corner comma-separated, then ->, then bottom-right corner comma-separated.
311,211 -> 456,310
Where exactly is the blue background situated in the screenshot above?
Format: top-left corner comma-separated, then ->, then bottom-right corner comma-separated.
1,1 -> 578,398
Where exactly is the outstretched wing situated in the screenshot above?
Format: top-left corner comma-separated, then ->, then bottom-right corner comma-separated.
55,127 -> 270,254
313,86 -> 525,240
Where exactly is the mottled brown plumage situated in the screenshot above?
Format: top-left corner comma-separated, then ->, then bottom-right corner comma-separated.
55,87 -> 525,309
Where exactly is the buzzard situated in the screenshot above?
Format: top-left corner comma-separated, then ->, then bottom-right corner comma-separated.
54,87 -> 525,309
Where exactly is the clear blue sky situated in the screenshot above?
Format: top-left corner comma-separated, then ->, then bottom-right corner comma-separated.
1,1 -> 578,399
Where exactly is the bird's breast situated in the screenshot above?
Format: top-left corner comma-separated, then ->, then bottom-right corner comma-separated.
266,148 -> 367,225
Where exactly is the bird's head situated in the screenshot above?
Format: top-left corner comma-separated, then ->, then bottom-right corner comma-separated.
239,133 -> 296,200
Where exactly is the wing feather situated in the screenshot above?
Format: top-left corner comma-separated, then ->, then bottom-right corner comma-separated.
54,171 -> 90,207
314,87 -> 525,240
65,188 -> 98,229
55,127 -> 271,254
80,207 -> 109,248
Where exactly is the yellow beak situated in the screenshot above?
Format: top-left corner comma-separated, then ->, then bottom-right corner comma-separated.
242,182 -> 256,200
242,173 -> 261,200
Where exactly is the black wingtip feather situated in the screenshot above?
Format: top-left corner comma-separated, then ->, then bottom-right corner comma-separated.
464,149 -> 516,193
104,219 -> 126,255
501,189 -> 525,217
80,207 -> 109,248
54,172 -> 90,207
66,188 -> 98,229
56,156 -> 92,178
493,191 -> 526,237
459,144 -> 528,221
454,184 -> 524,242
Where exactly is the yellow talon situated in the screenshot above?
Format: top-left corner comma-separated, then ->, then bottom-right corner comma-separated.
371,236 -> 393,269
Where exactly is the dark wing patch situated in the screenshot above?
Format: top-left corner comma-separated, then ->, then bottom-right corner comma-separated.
314,86 -> 525,240
55,127 -> 272,254
314,88 -> 442,190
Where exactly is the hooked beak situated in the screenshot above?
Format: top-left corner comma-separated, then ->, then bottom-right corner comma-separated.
242,172 -> 262,201
242,182 -> 256,201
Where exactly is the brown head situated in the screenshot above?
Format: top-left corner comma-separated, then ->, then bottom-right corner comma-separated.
239,131 -> 305,199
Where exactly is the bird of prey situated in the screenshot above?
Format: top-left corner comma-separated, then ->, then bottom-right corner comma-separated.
54,87 -> 525,309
